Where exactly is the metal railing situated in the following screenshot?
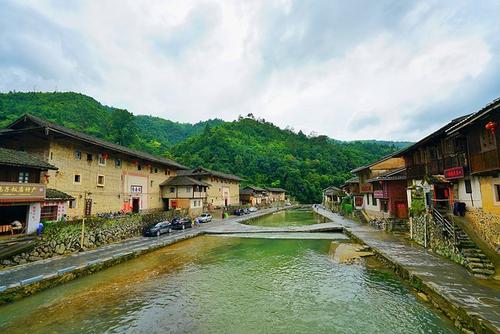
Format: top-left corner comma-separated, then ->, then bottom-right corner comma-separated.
432,208 -> 457,245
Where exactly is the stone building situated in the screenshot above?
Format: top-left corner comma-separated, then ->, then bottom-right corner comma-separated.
178,167 -> 242,208
240,186 -> 268,206
160,175 -> 209,217
0,147 -> 58,234
265,187 -> 286,203
0,114 -> 187,218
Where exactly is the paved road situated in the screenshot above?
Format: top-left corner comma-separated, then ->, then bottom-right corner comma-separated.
0,208 -> 277,290
313,206 -> 500,333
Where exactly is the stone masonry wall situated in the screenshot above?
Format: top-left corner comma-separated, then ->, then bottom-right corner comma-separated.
465,208 -> 500,253
1,211 -> 171,267
411,214 -> 466,266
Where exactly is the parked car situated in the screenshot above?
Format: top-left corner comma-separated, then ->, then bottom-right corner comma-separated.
248,207 -> 258,212
234,209 -> 245,216
144,221 -> 172,237
197,213 -> 213,223
171,217 -> 193,230
242,208 -> 250,214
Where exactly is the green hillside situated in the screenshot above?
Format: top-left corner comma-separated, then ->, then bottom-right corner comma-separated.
170,118 -> 400,203
0,92 -> 402,203
0,92 -> 222,153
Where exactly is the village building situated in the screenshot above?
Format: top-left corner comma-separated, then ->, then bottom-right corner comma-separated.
160,176 -> 209,217
0,147 -> 60,234
396,114 -> 483,214
340,177 -> 363,209
322,186 -> 343,210
351,157 -> 407,218
0,114 -> 187,218
177,167 -> 242,208
240,186 -> 268,206
265,187 -> 286,202
445,98 -> 500,216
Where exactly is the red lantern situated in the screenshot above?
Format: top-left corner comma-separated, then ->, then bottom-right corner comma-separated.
103,153 -> 109,160
485,121 -> 497,134
132,160 -> 139,165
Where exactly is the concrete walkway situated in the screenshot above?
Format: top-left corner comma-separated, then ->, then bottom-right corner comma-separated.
0,208 -> 277,293
205,221 -> 343,234
313,206 -> 500,333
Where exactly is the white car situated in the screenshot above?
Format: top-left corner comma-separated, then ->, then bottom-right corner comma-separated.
248,207 -> 258,212
197,213 -> 213,223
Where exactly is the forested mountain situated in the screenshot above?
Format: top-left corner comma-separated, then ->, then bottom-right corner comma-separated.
0,92 -> 404,203
170,118 -> 400,203
0,92 -> 222,153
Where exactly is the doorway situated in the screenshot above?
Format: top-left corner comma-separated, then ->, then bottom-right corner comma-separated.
132,198 -> 140,213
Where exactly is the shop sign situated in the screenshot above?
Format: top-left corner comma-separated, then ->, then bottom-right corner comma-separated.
0,182 -> 45,201
373,190 -> 385,199
131,185 -> 143,193
360,183 -> 373,193
444,167 -> 464,180
354,196 -> 363,207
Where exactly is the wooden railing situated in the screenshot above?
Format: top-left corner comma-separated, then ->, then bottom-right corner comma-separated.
470,149 -> 500,174
432,208 -> 457,245
407,153 -> 468,178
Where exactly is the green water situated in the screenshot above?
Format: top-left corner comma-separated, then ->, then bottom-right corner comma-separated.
247,208 -> 326,227
0,236 -> 457,333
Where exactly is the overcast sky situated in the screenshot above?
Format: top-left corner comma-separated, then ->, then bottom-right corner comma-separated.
1,0 -> 499,141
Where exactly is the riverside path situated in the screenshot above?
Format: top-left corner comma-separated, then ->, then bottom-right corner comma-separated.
313,206 -> 500,334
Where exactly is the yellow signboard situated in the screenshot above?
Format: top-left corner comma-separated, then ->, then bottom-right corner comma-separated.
0,182 -> 46,201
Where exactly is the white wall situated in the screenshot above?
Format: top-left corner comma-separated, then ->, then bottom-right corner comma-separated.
456,177 -> 482,208
363,193 -> 379,212
26,202 -> 41,234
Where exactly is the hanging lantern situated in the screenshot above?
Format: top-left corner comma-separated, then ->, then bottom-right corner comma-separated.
132,160 -> 139,165
485,121 -> 498,134
103,153 -> 109,160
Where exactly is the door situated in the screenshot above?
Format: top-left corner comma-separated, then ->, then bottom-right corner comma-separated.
132,198 -> 140,213
395,202 -> 408,219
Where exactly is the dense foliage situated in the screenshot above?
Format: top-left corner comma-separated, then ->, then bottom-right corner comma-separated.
170,118 -> 400,203
0,92 -> 403,203
0,92 -> 222,154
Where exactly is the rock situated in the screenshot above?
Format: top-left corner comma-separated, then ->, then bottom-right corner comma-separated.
18,259 -> 27,265
1,259 -> 12,266
417,292 -> 429,302
55,244 -> 66,255
28,256 -> 42,262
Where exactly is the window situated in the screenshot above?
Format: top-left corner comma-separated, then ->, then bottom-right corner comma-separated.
115,159 -> 121,168
98,154 -> 106,166
50,152 -> 53,160
366,194 -> 370,206
186,187 -> 191,192
165,169 -> 170,176
170,187 -> 175,193
494,184 -> 500,204
75,151 -> 82,160
69,199 -> 77,209
137,164 -> 142,171
86,153 -> 93,161
74,174 -> 81,184
41,206 -> 58,221
464,179 -> 472,194
18,172 -> 29,183
371,194 -> 376,206
150,180 -> 154,187
97,174 -> 105,187
154,168 -> 158,173
480,127 -> 496,151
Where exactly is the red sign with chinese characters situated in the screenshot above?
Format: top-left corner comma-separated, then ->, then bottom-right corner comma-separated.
444,167 -> 464,180
373,190 -> 385,199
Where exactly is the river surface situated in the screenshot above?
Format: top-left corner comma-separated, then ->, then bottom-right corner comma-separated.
0,211 -> 458,333
245,208 -> 327,227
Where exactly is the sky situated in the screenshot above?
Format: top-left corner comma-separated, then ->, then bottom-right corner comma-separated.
1,0 -> 499,141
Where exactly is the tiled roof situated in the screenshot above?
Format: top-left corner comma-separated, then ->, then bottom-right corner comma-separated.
447,97 -> 500,134
178,167 -> 243,181
45,188 -> 74,200
0,147 -> 57,170
266,187 -> 286,193
366,168 -> 406,183
5,114 -> 187,170
243,185 -> 266,192
160,176 -> 210,187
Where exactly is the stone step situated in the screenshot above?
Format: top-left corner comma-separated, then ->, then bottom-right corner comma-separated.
465,257 -> 492,264
471,268 -> 495,276
463,252 -> 487,258
468,262 -> 495,269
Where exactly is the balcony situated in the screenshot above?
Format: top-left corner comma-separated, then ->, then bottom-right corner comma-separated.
407,153 -> 468,179
471,149 -> 500,174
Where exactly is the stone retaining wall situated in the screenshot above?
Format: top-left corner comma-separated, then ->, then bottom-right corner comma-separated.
411,214 -> 466,266
465,208 -> 500,253
1,211 -> 172,267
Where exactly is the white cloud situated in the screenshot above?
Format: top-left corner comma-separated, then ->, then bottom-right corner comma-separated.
0,0 -> 498,141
